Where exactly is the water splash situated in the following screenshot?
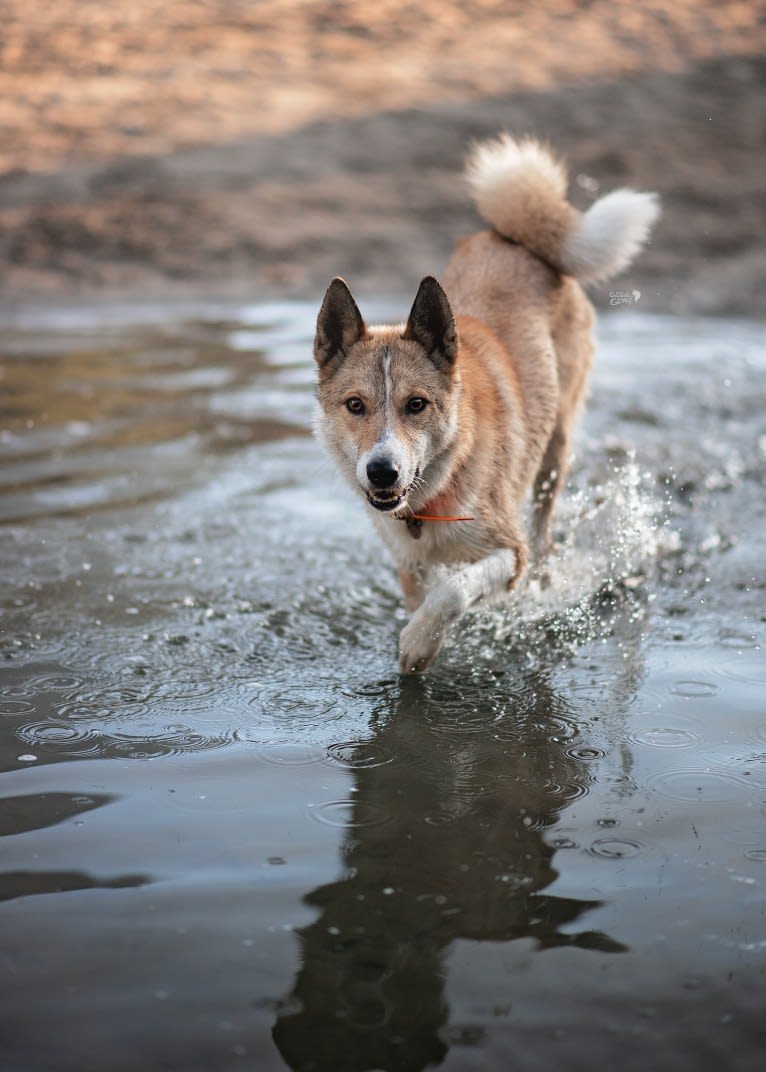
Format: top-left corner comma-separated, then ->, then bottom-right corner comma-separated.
467,456 -> 669,658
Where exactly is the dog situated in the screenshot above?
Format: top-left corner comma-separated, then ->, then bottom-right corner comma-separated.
313,134 -> 659,673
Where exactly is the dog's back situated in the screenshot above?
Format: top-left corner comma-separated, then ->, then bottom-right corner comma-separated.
445,135 -> 660,559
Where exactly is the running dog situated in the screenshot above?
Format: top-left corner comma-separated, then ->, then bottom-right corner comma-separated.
313,135 -> 659,672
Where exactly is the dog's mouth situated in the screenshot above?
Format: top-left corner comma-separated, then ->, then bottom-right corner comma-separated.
366,492 -> 406,513
366,469 -> 419,514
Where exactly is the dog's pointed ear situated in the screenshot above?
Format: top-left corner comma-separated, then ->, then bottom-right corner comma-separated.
403,276 -> 458,369
314,278 -> 368,368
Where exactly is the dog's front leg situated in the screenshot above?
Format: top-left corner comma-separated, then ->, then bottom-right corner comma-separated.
398,548 -> 520,673
398,568 -> 426,613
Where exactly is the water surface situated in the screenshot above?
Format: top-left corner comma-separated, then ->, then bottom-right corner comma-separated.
0,302 -> 764,1071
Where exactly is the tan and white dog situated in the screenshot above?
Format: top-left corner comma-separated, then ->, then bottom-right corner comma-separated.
313,135 -> 659,672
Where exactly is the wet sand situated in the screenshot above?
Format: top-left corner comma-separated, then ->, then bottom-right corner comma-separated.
1,0 -> 765,315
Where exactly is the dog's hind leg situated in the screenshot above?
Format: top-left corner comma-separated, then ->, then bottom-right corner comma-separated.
531,421 -> 570,570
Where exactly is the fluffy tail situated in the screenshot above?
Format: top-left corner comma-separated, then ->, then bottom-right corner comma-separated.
465,134 -> 659,284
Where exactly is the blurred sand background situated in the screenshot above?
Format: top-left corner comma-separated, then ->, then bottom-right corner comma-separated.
1,0 -> 764,313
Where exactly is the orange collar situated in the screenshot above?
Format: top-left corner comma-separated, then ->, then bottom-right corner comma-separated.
399,496 -> 474,538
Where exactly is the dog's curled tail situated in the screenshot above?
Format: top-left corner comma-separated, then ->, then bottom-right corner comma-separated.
465,134 -> 660,284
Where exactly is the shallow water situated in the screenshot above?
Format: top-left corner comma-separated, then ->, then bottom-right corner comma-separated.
0,302 -> 764,1071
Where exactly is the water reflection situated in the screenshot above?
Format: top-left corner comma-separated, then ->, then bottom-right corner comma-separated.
0,869 -> 150,904
0,316 -> 314,524
274,674 -> 627,1072
0,790 -> 114,836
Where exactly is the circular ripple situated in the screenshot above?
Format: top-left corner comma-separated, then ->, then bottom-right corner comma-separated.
256,741 -> 325,766
589,838 -> 643,859
326,740 -> 396,769
718,655 -> 766,688
56,690 -> 151,721
565,745 -> 606,761
57,700 -> 115,721
547,716 -> 579,742
0,684 -> 32,698
308,799 -> 392,829
16,720 -> 101,758
423,807 -> 468,826
744,849 -> 766,863
718,631 -> 759,650
155,727 -> 232,755
629,726 -> 702,749
100,728 -> 232,760
107,739 -> 180,760
670,680 -> 719,698
339,680 -> 398,700
18,721 -> 93,746
252,685 -> 339,720
545,780 -> 589,801
649,768 -> 756,803
30,673 -> 82,691
0,699 -> 35,715
549,836 -> 579,850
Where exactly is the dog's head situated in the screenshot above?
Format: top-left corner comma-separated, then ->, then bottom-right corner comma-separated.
313,276 -> 461,515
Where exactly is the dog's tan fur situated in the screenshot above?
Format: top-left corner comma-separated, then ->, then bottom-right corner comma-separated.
313,135 -> 659,672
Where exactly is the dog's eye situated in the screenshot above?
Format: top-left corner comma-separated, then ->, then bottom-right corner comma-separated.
345,396 -> 365,415
406,396 -> 429,415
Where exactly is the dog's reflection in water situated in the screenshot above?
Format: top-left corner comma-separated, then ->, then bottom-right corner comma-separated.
273,674 -> 626,1072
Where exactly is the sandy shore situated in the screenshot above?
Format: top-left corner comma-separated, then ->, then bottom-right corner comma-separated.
1,1 -> 764,314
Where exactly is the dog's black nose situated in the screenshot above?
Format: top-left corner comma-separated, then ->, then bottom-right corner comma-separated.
367,458 -> 400,489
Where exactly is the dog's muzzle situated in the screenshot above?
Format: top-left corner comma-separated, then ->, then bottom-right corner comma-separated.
364,461 -> 419,513
365,457 -> 404,511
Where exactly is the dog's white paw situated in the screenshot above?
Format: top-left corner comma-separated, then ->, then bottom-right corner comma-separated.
398,609 -> 445,674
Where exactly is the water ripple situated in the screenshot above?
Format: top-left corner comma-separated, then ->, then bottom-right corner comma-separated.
565,744 -> 607,761
544,780 -> 590,801
718,654 -> 766,688
307,799 -> 393,829
670,680 -> 719,698
0,699 -> 36,716
256,741 -> 326,766
649,767 -> 757,803
423,805 -> 471,826
588,838 -> 643,859
18,721 -> 97,752
325,739 -> 396,769
28,673 -> 82,692
628,725 -> 702,749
